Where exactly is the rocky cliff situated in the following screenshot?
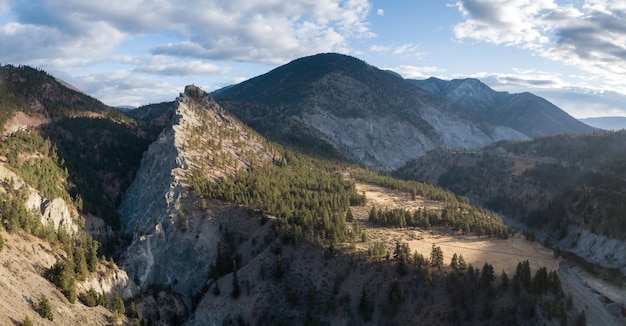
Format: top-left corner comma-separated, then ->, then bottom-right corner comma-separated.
118,85 -> 275,307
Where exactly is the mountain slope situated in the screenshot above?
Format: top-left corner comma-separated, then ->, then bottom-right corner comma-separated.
409,77 -> 595,137
0,64 -> 121,133
213,53 -> 523,170
580,116 -> 626,131
0,64 -> 153,229
395,131 -> 626,275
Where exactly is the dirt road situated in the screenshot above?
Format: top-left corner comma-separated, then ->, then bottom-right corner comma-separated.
559,262 -> 623,325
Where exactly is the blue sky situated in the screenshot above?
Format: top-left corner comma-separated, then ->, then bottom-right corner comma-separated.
0,0 -> 624,118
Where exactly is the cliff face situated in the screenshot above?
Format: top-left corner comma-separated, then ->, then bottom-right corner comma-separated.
118,85 -> 274,305
560,227 -> 626,275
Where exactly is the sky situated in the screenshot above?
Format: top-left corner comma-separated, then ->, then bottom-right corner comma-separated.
0,0 -> 625,118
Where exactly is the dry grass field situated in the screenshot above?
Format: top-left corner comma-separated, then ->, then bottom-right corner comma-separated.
353,181 -> 558,274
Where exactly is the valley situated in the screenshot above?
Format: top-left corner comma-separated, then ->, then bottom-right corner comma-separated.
351,178 -> 625,325
0,57 -> 624,325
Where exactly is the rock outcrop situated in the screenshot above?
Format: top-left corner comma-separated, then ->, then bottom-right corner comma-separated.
0,163 -> 78,233
560,227 -> 626,275
119,85 -> 274,306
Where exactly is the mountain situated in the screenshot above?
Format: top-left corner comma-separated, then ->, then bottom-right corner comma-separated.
579,116 -> 626,130
395,131 -> 626,275
0,66 -> 142,324
0,64 -> 117,133
409,77 -> 595,137
0,67 -> 615,325
213,53 -> 526,170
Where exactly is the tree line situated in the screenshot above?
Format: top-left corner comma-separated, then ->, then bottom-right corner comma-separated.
190,148 -> 365,244
368,205 -> 509,238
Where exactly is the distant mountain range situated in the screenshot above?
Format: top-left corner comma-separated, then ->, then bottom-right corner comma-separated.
408,77 -> 595,137
213,53 -> 593,170
579,116 -> 626,130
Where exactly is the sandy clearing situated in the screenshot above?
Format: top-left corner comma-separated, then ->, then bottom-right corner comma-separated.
353,180 -> 558,274
359,226 -> 558,275
357,181 -> 445,212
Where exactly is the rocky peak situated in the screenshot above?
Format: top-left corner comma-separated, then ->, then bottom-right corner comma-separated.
119,85 -> 275,306
183,85 -> 212,103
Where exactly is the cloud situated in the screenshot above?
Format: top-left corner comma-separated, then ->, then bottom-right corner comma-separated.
369,43 -> 425,58
452,0 -> 626,95
0,0 -> 375,66
386,65 -> 445,79
132,56 -> 231,76
377,9 -> 384,16
370,44 -> 390,52
68,69 -> 183,107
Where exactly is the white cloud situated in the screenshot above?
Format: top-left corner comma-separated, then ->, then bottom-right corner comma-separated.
370,44 -> 389,52
369,43 -> 424,58
386,65 -> 445,79
0,0 -> 375,66
452,0 -> 626,95
133,56 -> 231,76
393,43 -> 419,55
377,8 -> 384,16
69,69 -> 182,107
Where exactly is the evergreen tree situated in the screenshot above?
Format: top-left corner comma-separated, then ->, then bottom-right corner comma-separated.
358,288 -> 372,322
430,244 -> 443,271
38,294 -> 53,321
481,262 -> 495,287
500,270 -> 509,291
232,261 -> 240,299
112,291 -> 125,315
458,254 -> 466,270
127,301 -> 138,319
450,253 -> 459,271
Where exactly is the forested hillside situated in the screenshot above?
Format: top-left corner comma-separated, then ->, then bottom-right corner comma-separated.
396,131 -> 626,277
0,66 -> 616,325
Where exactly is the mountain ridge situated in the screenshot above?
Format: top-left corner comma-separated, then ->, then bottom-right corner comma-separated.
214,53 -> 528,170
408,77 -> 595,137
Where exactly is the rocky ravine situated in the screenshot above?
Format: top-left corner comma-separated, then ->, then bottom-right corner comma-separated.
118,85 -> 275,308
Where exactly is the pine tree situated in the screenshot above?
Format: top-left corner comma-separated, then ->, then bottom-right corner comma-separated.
450,253 -> 459,271
458,254 -> 466,271
112,291 -> 125,315
358,288 -> 372,322
500,270 -> 509,291
481,262 -> 495,287
38,294 -> 53,321
430,244 -> 443,271
232,261 -> 240,299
